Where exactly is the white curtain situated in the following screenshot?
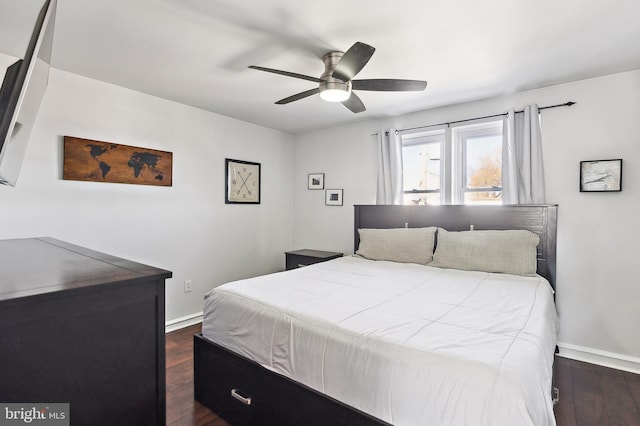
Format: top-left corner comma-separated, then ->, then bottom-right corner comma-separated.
376,129 -> 403,204
502,104 -> 546,204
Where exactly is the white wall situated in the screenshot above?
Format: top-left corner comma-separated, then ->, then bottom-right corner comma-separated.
293,70 -> 640,372
0,60 -> 295,324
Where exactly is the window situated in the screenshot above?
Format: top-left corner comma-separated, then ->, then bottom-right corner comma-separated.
402,120 -> 503,205
402,130 -> 444,205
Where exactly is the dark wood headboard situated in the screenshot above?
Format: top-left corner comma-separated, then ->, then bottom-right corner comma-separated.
354,205 -> 558,289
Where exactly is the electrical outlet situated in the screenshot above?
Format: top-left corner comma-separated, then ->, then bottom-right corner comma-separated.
184,279 -> 192,292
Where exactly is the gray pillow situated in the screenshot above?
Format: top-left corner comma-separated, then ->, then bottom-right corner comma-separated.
429,229 -> 540,276
356,227 -> 437,264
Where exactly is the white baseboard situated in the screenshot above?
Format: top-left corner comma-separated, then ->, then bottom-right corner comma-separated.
165,311 -> 203,333
557,342 -> 640,374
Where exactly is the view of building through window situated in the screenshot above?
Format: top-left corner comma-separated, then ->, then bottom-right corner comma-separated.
402,140 -> 441,205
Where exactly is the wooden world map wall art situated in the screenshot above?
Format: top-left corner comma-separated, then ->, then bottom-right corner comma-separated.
63,136 -> 172,186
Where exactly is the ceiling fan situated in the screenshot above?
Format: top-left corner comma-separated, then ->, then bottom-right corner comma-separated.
249,42 -> 427,113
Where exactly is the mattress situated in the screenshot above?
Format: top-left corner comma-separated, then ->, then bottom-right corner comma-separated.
202,255 -> 558,426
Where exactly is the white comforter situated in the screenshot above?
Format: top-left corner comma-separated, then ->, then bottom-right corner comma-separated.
202,255 -> 558,426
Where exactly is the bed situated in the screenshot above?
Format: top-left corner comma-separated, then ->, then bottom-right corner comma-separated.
194,204 -> 558,426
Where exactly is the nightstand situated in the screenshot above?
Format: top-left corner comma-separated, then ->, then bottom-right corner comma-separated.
285,249 -> 343,270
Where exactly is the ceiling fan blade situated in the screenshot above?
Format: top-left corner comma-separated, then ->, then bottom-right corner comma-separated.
332,42 -> 376,81
352,79 -> 427,91
275,88 -> 320,105
341,93 -> 366,113
248,65 -> 322,83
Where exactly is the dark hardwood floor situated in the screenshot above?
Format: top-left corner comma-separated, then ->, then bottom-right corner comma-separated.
553,356 -> 640,426
167,323 -> 640,426
166,323 -> 229,426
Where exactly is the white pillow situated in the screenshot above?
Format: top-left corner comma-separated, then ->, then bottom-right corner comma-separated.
356,227 -> 437,264
429,229 -> 540,276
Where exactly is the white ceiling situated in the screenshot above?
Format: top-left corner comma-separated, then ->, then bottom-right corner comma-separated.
2,0 -> 640,134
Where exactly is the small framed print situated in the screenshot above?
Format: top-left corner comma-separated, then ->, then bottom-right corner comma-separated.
580,159 -> 622,192
308,173 -> 324,190
225,158 -> 261,204
325,189 -> 343,206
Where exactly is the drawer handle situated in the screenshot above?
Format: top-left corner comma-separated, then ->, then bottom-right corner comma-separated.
231,388 -> 252,405
552,387 -> 559,405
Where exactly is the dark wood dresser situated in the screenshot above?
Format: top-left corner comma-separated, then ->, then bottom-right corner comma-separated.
0,237 -> 172,426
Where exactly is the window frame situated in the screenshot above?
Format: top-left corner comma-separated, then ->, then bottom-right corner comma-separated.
451,120 -> 504,204
401,128 -> 446,205
401,118 -> 505,205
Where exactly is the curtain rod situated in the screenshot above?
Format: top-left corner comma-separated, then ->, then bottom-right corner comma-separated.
373,101 -> 576,136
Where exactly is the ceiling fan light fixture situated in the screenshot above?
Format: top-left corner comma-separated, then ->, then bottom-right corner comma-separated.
249,42 -> 427,113
319,80 -> 352,102
320,88 -> 350,102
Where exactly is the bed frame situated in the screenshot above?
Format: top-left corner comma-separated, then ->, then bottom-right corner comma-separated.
354,204 -> 558,289
194,204 -> 558,425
